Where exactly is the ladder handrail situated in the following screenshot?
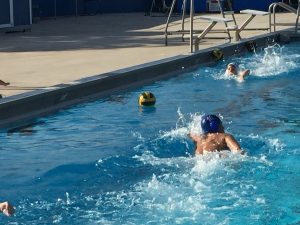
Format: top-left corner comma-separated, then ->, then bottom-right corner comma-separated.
295,0 -> 300,32
269,0 -> 300,32
269,2 -> 297,14
217,0 -> 234,41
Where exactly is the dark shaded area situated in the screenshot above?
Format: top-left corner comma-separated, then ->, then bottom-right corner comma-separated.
33,0 -> 154,17
0,13 -> 186,53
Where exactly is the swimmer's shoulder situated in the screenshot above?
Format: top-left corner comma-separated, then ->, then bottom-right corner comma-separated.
213,132 -> 230,141
223,132 -> 234,138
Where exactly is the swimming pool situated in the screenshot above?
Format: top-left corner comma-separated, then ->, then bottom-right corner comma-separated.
0,43 -> 299,224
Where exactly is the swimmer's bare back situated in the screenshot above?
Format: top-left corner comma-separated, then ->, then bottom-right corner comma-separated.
190,133 -> 242,155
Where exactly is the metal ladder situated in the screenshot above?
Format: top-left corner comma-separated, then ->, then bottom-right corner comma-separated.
149,0 -> 172,16
269,0 -> 300,33
164,0 -> 234,47
217,0 -> 240,41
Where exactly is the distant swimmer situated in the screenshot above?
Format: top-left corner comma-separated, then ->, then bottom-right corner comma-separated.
0,201 -> 15,216
188,114 -> 244,155
225,63 -> 250,82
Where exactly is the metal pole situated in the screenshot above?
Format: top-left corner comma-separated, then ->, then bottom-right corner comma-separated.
295,0 -> 300,33
9,0 -> 14,26
164,0 -> 177,46
181,0 -> 187,41
75,0 -> 78,16
54,0 -> 57,19
190,0 -> 194,52
29,0 -> 32,25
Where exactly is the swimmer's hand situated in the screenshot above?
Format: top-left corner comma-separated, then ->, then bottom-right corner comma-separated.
0,201 -> 15,216
233,149 -> 246,155
237,70 -> 250,82
240,149 -> 247,155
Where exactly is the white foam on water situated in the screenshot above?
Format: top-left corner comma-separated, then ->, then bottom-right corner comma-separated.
191,153 -> 225,178
256,197 -> 266,204
133,152 -> 191,167
212,71 -> 234,81
157,111 -> 203,153
160,126 -> 189,140
17,150 -> 266,224
252,44 -> 298,77
52,215 -> 63,224
212,44 -> 299,80
267,138 -> 286,152
130,152 -> 254,223
132,131 -> 144,142
159,109 -> 204,140
191,152 -> 246,179
65,192 -> 72,205
84,115 -> 279,224
246,133 -> 286,154
132,172 -> 208,218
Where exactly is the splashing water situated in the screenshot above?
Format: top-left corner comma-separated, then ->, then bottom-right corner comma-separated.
160,108 -> 203,139
253,43 -> 297,77
212,43 -> 298,80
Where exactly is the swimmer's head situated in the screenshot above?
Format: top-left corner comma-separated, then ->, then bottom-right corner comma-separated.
227,62 -> 237,68
201,114 -> 224,134
226,63 -> 238,75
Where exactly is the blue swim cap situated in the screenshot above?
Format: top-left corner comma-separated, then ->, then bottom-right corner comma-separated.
201,114 -> 222,133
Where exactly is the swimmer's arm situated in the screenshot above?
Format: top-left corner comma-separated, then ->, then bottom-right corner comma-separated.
188,133 -> 201,142
238,70 -> 250,82
225,134 -> 244,154
188,133 -> 204,155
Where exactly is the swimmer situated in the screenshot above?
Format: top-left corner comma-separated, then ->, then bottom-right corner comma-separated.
225,63 -> 250,82
188,114 -> 244,155
0,201 -> 14,216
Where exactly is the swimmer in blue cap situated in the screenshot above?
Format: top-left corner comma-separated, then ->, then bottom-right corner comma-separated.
188,114 -> 244,155
225,63 -> 250,82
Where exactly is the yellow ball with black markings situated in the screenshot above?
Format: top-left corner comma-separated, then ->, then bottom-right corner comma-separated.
211,48 -> 224,61
245,41 -> 257,52
138,92 -> 156,106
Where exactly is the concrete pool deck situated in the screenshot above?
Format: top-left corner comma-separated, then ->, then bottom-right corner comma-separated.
0,12 -> 298,97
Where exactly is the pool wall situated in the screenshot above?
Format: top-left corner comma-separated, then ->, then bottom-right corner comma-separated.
0,31 -> 295,130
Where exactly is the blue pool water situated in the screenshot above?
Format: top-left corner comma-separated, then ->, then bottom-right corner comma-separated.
0,43 -> 299,224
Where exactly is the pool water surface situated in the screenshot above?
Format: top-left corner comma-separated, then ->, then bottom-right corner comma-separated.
0,43 -> 299,224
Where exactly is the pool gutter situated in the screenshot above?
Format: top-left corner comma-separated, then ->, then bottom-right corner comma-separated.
0,30 -> 297,130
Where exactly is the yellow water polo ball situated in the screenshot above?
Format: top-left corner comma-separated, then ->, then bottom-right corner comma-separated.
245,41 -> 257,52
138,92 -> 156,106
211,48 -> 224,61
